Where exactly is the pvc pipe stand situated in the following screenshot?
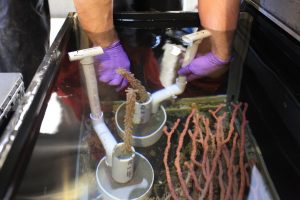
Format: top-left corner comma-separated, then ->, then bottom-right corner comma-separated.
112,143 -> 135,183
115,104 -> 167,147
96,152 -> 154,200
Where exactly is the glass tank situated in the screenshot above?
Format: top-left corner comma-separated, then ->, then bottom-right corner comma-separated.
11,12 -> 279,200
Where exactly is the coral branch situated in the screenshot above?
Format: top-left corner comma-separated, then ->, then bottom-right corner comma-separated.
224,103 -> 242,143
184,161 -> 201,192
209,181 -> 213,200
222,146 -> 230,168
238,103 -> 248,200
199,113 -> 226,200
224,133 -> 238,200
218,160 -> 225,200
188,122 -> 202,168
175,109 -> 196,200
209,104 -> 225,120
116,68 -> 148,102
201,117 -> 210,180
163,119 -> 181,200
121,88 -> 137,153
233,165 -> 239,200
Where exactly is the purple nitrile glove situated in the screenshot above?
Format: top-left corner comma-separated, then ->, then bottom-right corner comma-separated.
178,52 -> 230,81
95,40 -> 130,91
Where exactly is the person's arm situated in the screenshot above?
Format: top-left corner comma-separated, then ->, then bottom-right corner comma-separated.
73,0 -> 130,91
198,0 -> 240,61
178,0 -> 240,81
73,0 -> 117,47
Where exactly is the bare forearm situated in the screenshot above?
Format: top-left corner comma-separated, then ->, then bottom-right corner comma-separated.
73,0 -> 118,47
207,30 -> 235,61
198,0 -> 240,60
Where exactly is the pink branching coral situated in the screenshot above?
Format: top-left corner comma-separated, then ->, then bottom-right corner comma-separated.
163,103 -> 249,200
163,119 -> 180,200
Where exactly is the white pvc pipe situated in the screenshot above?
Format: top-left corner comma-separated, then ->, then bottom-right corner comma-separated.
178,30 -> 212,84
159,44 -> 183,87
137,31 -> 211,116
80,56 -> 117,166
80,57 -> 102,118
68,47 -> 103,61
182,30 -> 211,45
112,143 -> 135,183
68,47 -> 118,167
151,78 -> 187,113
91,113 -> 117,167
133,95 -> 152,124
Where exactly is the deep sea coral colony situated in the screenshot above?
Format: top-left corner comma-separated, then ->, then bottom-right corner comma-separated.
163,103 -> 250,200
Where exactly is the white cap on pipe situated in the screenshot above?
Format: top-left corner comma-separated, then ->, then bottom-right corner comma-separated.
182,30 -> 211,44
68,46 -> 103,61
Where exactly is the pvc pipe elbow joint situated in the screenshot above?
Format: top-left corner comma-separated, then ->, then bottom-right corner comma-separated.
151,78 -> 187,113
90,112 -> 117,167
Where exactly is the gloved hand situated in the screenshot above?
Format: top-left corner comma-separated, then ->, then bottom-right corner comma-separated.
178,52 -> 230,81
95,41 -> 130,91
